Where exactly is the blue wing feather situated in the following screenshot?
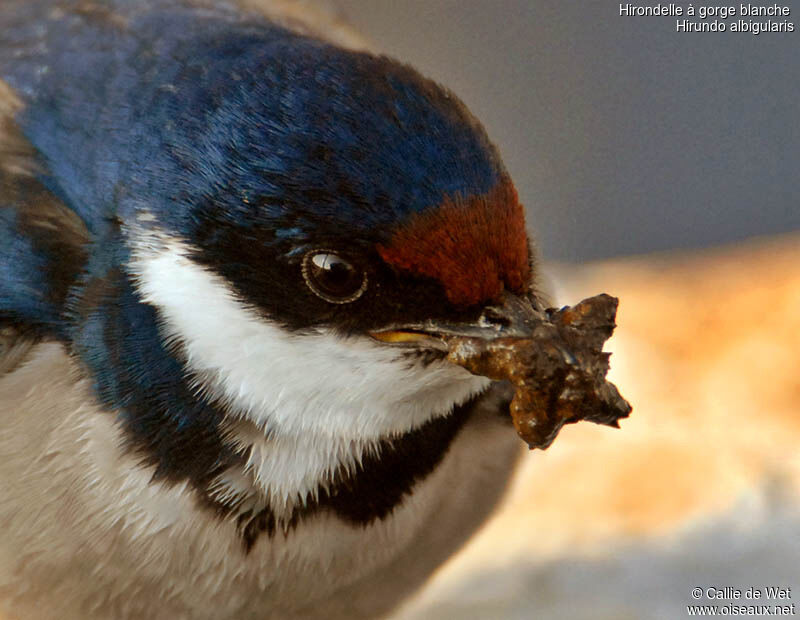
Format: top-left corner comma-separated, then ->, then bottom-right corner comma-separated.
0,145 -> 88,336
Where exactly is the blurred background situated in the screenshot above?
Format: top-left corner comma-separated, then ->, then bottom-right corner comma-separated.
316,2 -> 800,618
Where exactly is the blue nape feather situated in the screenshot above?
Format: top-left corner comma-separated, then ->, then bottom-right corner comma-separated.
0,172 -> 88,337
0,207 -> 53,326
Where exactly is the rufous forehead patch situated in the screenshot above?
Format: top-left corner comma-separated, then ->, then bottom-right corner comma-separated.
377,177 -> 531,306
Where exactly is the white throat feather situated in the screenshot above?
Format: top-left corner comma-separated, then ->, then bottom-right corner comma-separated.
127,228 -> 490,509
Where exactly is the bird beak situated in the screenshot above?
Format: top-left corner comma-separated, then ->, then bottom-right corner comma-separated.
369,292 -> 540,351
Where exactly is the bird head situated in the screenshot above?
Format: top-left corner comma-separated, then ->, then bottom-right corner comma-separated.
121,27 -> 536,448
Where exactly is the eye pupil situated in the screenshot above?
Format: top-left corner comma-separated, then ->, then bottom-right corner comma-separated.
311,254 -> 353,289
303,251 -> 367,303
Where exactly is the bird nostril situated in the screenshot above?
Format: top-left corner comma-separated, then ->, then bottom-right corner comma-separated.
480,306 -> 511,328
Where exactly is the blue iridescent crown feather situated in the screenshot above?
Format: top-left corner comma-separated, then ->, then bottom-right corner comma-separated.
0,0 -> 504,242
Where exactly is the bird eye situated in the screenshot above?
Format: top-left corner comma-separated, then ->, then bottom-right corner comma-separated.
302,251 -> 367,304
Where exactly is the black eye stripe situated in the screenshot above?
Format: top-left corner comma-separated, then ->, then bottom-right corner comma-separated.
302,249 -> 368,304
